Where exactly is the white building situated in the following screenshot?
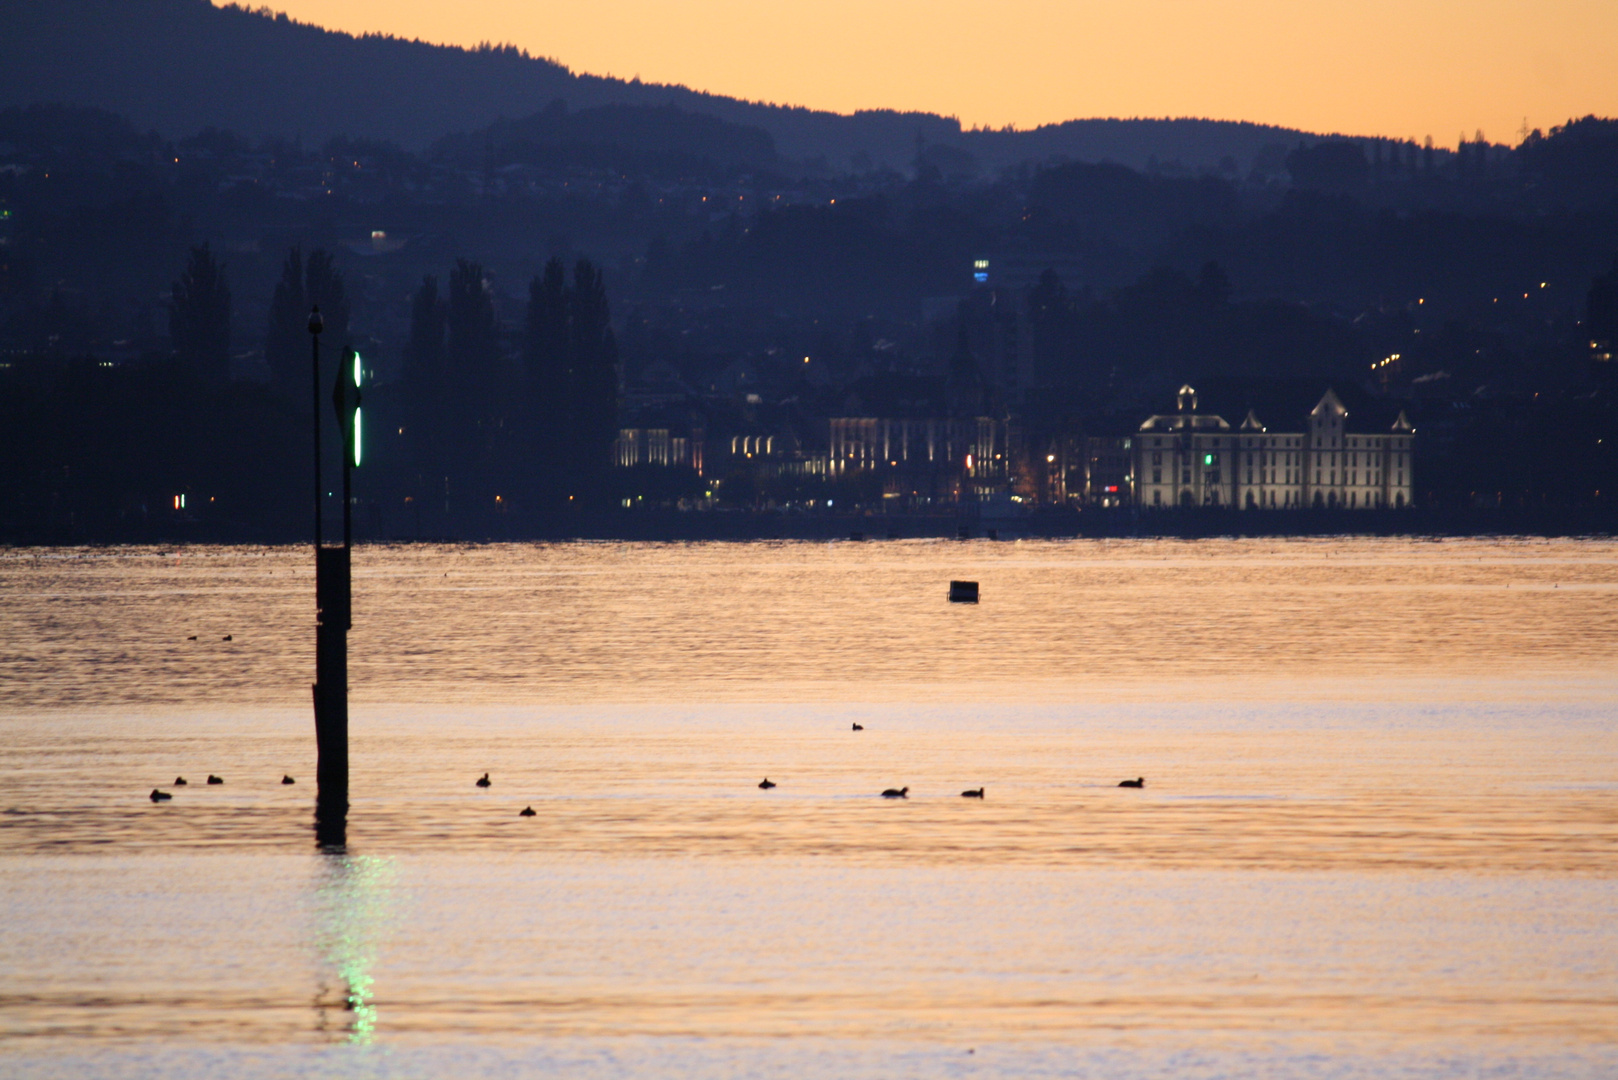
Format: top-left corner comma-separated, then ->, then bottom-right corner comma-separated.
1133,385 -> 1414,510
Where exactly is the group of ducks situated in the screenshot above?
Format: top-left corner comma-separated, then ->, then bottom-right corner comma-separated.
149,774 -> 295,801
151,752 -> 1146,812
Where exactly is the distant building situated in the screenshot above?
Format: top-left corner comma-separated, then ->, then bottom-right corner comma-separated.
1083,436 -> 1134,507
615,425 -> 704,474
827,415 -> 1010,505
1133,384 -> 1415,509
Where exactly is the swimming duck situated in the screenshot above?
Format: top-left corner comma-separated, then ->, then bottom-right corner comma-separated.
519,806 -> 536,817
222,635 -> 232,642
852,723 -> 864,731
186,635 -> 197,641
476,773 -> 491,788
1118,777 -> 1144,788
150,789 -> 172,802
758,778 -> 777,789
173,776 -> 188,786
206,775 -> 223,785
281,775 -> 295,785
881,787 -> 909,799
961,787 -> 984,798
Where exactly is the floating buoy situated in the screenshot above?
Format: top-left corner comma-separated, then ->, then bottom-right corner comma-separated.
949,580 -> 979,603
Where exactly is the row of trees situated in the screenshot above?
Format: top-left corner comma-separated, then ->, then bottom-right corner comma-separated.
401,256 -> 620,516
161,244 -> 622,529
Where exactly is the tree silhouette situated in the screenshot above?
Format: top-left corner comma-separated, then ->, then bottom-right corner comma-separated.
304,249 -> 350,353
169,243 -> 230,379
525,257 -> 570,498
264,247 -> 305,394
568,258 -> 619,502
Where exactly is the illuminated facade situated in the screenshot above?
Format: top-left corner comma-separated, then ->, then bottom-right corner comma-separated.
1133,385 -> 1415,510
615,427 -> 703,474
827,416 -> 1009,503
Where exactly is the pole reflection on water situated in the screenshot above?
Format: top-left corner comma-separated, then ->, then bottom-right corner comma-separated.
310,851 -> 395,1045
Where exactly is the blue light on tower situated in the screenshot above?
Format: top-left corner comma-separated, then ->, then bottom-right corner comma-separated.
973,258 -> 989,284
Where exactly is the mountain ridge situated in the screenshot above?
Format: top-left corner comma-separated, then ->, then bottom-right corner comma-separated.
1,0 -> 1330,174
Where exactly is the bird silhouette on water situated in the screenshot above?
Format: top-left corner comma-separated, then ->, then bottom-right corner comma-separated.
222,635 -> 232,642
758,778 -> 777,789
173,776 -> 188,786
476,773 -> 491,788
206,775 -> 223,785
1118,777 -> 1145,788
281,775 -> 295,785
186,635 -> 197,641
961,787 -> 984,798
852,723 -> 863,731
519,806 -> 536,817
150,789 -> 172,802
881,787 -> 909,799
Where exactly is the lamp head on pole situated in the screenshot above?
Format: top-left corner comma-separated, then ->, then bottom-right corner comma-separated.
308,306 -> 324,336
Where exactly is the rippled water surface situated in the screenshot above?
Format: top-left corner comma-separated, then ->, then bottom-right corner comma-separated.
2,538 -> 1616,1078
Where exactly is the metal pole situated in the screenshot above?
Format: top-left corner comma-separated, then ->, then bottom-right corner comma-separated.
310,307 -> 322,549
310,308 -> 348,847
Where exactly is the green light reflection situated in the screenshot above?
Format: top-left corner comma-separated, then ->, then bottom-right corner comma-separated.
311,852 -> 396,1045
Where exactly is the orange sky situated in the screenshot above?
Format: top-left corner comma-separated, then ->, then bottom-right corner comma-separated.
248,0 -> 1614,146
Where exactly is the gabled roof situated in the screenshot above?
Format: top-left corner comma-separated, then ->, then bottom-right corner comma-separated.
1188,378 -> 1412,434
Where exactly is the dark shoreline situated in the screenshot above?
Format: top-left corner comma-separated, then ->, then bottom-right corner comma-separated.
5,505 -> 1615,546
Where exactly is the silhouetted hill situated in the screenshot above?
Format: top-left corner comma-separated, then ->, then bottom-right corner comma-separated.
433,102 -> 778,175
2,0 -> 1323,173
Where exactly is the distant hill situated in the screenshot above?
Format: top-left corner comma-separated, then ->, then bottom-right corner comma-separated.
2,0 -> 1326,174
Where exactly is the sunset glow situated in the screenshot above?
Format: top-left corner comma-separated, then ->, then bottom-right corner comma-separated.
246,0 -> 1617,144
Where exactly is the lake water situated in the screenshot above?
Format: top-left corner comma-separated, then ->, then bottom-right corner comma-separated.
2,538 -> 1616,1078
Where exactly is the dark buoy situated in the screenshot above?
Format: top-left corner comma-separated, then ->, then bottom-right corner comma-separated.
852,722 -> 863,731
222,634 -> 232,641
881,786 -> 909,799
282,775 -> 296,785
759,778 -> 777,789
961,787 -> 984,798
949,580 -> 979,603
519,806 -> 536,817
173,776 -> 188,786
150,789 -> 172,802
1118,777 -> 1144,788
476,773 -> 491,788
206,775 -> 223,785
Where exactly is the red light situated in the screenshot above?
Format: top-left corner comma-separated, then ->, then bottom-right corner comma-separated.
1105,486 -> 1118,493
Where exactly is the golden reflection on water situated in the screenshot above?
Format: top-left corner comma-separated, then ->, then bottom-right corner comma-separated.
2,537 -> 1616,709
1,539 -> 1616,1062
